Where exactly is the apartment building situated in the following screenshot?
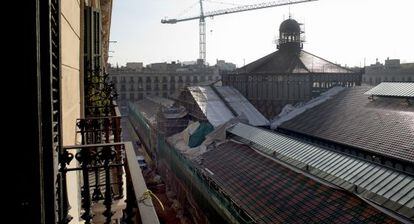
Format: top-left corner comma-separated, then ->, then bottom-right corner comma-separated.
21,0 -> 158,223
363,58 -> 414,85
108,62 -> 223,104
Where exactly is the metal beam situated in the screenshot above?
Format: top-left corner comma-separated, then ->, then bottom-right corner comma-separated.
161,0 -> 317,23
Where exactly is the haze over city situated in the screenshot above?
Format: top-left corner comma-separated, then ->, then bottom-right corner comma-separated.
109,0 -> 414,67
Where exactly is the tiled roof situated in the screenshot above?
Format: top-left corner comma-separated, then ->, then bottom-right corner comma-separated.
238,50 -> 352,74
279,86 -> 414,163
196,141 -> 398,223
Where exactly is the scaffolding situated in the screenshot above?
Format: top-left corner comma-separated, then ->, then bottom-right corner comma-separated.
128,99 -> 255,223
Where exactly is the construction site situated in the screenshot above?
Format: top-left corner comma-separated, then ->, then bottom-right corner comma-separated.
123,0 -> 413,223
21,0 -> 414,223
126,80 -> 414,223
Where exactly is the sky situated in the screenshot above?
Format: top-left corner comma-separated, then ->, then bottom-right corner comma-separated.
108,0 -> 414,68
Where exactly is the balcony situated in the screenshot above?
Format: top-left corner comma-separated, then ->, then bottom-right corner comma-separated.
58,102 -> 159,224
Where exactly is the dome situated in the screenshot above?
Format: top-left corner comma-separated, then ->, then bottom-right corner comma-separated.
279,19 -> 300,34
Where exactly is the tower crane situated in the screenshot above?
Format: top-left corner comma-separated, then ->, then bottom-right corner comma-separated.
161,0 -> 317,64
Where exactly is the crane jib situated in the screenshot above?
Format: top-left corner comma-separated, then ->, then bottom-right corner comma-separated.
162,0 -> 317,23
161,0 -> 318,63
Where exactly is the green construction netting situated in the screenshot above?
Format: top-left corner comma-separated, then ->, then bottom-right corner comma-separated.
157,134 -> 254,223
129,102 -> 253,223
128,102 -> 152,150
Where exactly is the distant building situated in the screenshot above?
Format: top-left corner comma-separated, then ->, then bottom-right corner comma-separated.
108,62 -> 224,105
363,58 -> 414,85
148,62 -> 168,71
215,59 -> 236,71
222,18 -> 362,118
182,61 -> 197,65
126,62 -> 143,71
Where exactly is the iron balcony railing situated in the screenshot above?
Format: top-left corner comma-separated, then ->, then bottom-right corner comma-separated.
60,142 -> 125,223
76,115 -> 122,145
59,142 -> 159,224
58,102 -> 159,224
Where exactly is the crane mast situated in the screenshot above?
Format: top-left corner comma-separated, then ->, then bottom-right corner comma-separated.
162,0 -> 317,64
199,0 -> 206,62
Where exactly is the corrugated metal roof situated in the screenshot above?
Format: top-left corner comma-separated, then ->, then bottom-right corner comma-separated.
147,96 -> 175,108
188,86 -> 235,127
215,86 -> 269,126
228,122 -> 414,221
365,82 -> 414,98
132,96 -> 180,125
188,86 -> 269,127
132,99 -> 162,125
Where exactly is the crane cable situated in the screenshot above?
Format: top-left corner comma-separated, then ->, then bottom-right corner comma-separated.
204,0 -> 244,7
175,1 -> 200,18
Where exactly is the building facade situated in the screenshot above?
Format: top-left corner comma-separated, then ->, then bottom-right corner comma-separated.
21,1 -> 158,223
363,58 -> 414,85
108,63 -> 222,104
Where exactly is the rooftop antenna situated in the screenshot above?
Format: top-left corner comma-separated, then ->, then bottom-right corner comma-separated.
288,4 -> 291,19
